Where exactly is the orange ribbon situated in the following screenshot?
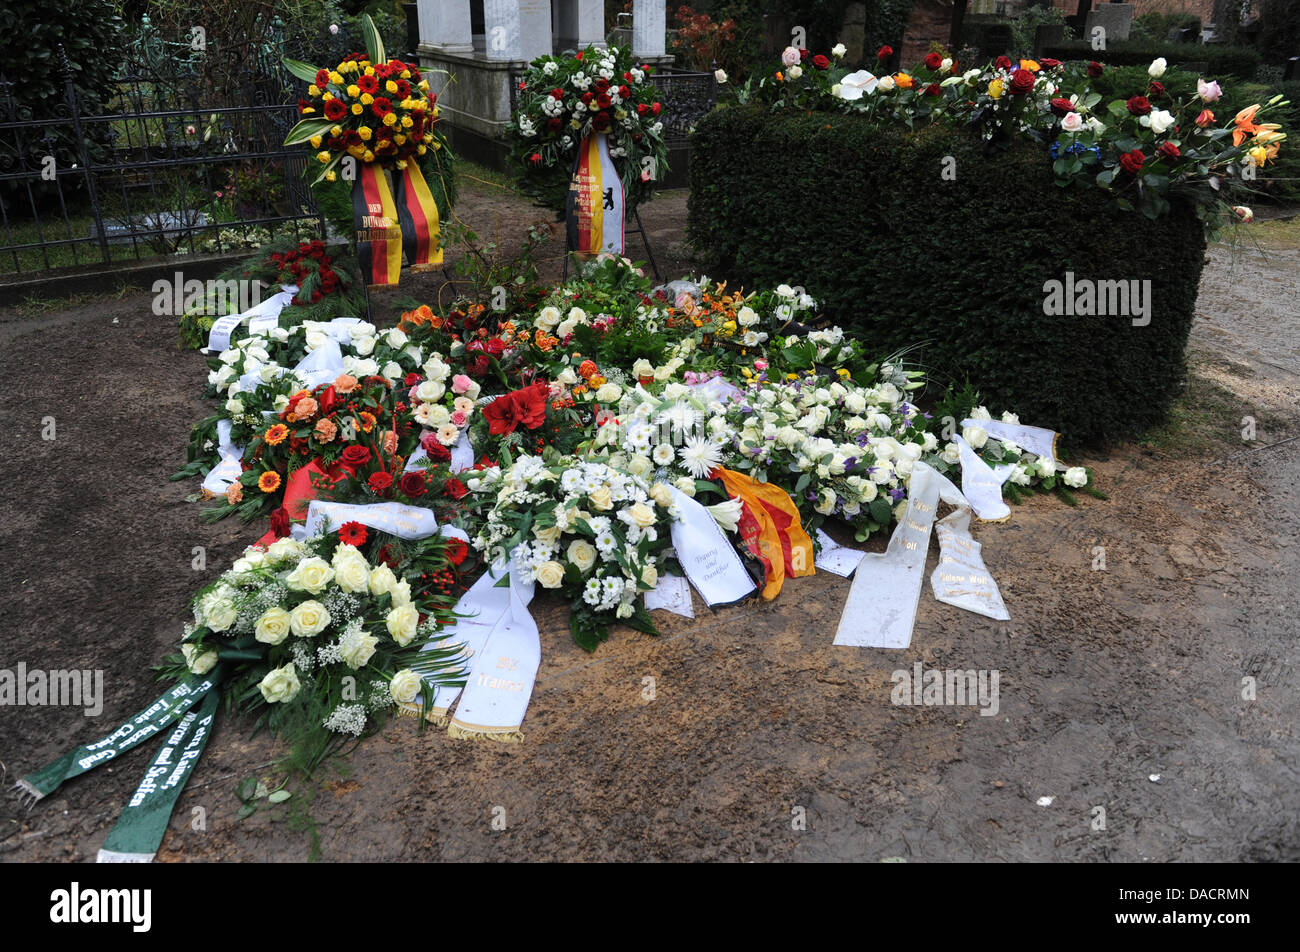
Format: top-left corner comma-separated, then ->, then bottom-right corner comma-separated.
712,467 -> 815,599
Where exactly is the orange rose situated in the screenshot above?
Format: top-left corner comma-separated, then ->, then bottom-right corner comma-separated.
894,72 -> 914,89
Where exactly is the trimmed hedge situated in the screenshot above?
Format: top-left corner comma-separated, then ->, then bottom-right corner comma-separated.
688,105 -> 1208,446
1042,41 -> 1262,80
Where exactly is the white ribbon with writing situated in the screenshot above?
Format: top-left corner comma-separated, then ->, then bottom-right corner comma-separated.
446,562 -> 539,742
668,486 -> 756,606
931,506 -> 1009,621
955,435 -> 1011,522
963,418 -> 1059,470
302,500 -> 440,539
205,286 -> 295,353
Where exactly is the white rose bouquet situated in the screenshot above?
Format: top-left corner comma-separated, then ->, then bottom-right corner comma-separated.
165,527 -> 468,767
471,454 -> 676,650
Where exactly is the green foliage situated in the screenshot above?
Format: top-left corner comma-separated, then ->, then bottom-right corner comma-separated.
688,105 -> 1209,445
1042,40 -> 1262,80
1130,11 -> 1203,44
0,0 -> 125,204
1010,5 -> 1072,57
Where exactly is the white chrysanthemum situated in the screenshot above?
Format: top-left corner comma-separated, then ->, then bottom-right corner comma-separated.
679,435 -> 723,479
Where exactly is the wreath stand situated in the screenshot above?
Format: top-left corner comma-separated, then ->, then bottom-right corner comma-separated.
561,204 -> 662,284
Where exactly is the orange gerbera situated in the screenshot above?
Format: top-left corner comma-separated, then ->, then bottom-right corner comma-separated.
264,423 -> 290,445
258,471 -> 282,493
359,411 -> 377,433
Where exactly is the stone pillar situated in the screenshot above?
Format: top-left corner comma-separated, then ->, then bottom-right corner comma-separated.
577,0 -> 605,46
418,0 -> 473,53
482,0 -> 552,62
631,0 -> 666,58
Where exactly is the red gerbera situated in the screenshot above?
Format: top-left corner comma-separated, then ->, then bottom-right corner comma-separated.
372,96 -> 394,117
444,537 -> 469,566
357,74 -> 379,95
324,98 -> 346,120
339,521 -> 368,546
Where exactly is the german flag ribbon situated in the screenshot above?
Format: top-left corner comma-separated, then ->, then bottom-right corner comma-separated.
393,162 -> 443,272
353,164 -> 403,287
565,132 -> 624,258
713,468 -> 815,599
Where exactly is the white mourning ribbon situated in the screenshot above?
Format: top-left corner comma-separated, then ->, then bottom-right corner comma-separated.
644,573 -> 694,618
444,561 -> 539,743
403,431 -> 475,474
833,461 -> 1008,649
200,418 -> 244,496
813,528 -> 866,578
668,486 -> 756,606
302,500 -> 441,539
205,286 -> 295,353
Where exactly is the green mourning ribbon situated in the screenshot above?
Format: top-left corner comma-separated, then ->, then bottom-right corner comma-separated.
15,670 -> 224,863
97,688 -> 221,862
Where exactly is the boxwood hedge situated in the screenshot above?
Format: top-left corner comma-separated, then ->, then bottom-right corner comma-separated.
688,105 -> 1208,445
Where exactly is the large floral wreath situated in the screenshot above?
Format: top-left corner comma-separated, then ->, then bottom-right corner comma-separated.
509,44 -> 670,213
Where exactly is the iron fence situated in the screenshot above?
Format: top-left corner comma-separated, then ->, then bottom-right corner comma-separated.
0,29 -> 324,278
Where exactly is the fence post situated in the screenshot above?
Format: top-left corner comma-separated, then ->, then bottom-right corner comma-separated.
61,45 -> 111,266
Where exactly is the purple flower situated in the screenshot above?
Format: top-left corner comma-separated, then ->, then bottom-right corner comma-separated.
889,488 -> 906,502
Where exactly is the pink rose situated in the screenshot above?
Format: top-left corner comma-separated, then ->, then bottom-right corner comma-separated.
1197,78 -> 1221,102
1060,112 -> 1083,133
781,46 -> 801,68
451,411 -> 467,426
451,374 -> 473,394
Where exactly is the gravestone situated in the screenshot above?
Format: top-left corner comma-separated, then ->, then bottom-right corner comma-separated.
1085,2 -> 1133,43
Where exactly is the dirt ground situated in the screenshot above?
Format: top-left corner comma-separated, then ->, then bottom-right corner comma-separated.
0,182 -> 1297,863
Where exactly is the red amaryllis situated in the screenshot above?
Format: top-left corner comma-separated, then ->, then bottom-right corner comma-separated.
398,470 -> 427,498
1119,149 -> 1145,175
368,471 -> 394,494
339,521 -> 368,546
1127,95 -> 1151,116
1009,68 -> 1035,95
